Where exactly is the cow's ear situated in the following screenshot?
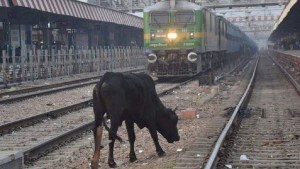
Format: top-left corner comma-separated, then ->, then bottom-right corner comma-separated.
172,106 -> 178,112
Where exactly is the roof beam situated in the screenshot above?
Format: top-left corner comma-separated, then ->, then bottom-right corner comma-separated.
243,29 -> 272,32
198,0 -> 288,9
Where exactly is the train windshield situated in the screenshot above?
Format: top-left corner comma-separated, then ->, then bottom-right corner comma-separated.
150,12 -> 169,26
175,11 -> 194,24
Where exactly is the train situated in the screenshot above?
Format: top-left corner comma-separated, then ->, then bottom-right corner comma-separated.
143,0 -> 257,78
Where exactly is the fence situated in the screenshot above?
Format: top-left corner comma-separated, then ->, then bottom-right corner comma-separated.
0,46 -> 146,85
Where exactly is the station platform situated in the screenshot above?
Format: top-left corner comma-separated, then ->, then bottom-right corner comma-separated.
271,50 -> 300,72
278,50 -> 300,58
0,151 -> 23,169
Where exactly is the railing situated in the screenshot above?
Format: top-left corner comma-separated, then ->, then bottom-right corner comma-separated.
0,46 -> 146,85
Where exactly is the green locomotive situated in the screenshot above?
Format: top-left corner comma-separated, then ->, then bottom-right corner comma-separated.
144,0 -> 256,78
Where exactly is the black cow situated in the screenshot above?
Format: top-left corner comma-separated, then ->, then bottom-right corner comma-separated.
91,72 -> 180,168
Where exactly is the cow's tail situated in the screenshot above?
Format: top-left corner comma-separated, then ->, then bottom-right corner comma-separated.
92,83 -> 104,142
94,74 -> 123,143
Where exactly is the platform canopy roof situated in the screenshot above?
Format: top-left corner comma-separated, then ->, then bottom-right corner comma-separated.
0,0 -> 9,7
269,0 -> 300,41
2,0 -> 143,28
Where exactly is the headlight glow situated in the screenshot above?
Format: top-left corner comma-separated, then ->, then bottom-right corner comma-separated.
190,32 -> 194,39
167,32 -> 177,39
151,33 -> 155,40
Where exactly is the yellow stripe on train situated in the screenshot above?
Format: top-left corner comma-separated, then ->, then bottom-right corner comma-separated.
144,32 -> 204,40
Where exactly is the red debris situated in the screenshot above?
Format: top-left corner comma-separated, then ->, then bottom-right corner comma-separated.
180,109 -> 197,119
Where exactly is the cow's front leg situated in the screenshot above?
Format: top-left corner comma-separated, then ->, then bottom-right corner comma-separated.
108,122 -> 119,168
125,121 -> 137,162
108,139 -> 116,167
148,128 -> 166,157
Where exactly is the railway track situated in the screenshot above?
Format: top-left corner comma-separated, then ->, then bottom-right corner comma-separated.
0,60 -> 243,124
171,53 -> 300,169
215,55 -> 300,168
13,54 -> 298,169
171,57 -> 257,169
0,68 -> 144,104
0,59 -> 255,169
201,54 -> 300,169
0,78 -> 194,168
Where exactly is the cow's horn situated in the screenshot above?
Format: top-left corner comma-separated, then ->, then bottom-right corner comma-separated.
173,106 -> 178,112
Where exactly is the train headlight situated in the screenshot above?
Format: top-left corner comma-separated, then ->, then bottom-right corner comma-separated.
151,33 -> 155,40
167,32 -> 177,40
187,52 -> 197,62
190,32 -> 194,39
147,53 -> 157,63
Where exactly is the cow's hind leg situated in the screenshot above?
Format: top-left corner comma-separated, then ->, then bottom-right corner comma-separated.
125,121 -> 137,162
108,120 -> 120,168
148,127 -> 166,157
91,126 -> 103,169
91,88 -> 104,169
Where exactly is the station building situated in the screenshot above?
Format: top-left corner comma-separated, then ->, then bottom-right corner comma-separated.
0,0 -> 143,54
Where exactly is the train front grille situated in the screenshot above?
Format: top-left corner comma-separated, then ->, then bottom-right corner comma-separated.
149,62 -> 197,76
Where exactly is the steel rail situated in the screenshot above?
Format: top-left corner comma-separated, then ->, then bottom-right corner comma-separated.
0,75 -> 100,98
204,57 -> 259,169
213,58 -> 252,83
0,100 -> 92,136
229,58 -> 251,75
0,68 -> 145,104
23,121 -> 94,163
0,80 -> 97,104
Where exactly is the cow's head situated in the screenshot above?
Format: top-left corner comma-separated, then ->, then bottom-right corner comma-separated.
157,108 -> 180,143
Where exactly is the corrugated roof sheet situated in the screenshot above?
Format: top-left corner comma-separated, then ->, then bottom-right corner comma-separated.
0,0 -> 10,7
272,0 -> 298,32
11,0 -> 143,28
269,0 -> 300,41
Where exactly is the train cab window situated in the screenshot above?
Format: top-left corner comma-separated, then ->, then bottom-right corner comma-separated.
210,14 -> 212,32
150,12 -> 169,26
221,22 -> 224,36
215,18 -> 218,35
224,24 -> 227,37
223,23 -> 225,36
203,11 -> 206,32
175,11 -> 194,24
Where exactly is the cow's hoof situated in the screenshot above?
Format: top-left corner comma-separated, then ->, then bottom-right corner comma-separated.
108,161 -> 117,168
90,160 -> 99,169
157,151 -> 166,157
129,154 -> 137,162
